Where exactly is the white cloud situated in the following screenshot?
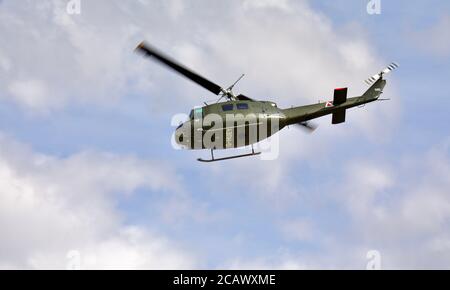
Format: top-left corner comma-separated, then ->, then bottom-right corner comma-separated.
0,52 -> 11,72
340,161 -> 394,216
242,0 -> 292,12
27,226 -> 194,270
225,257 -> 310,270
8,79 -> 53,111
0,133 -> 194,269
0,0 -> 154,111
213,138 -> 450,269
334,139 -> 450,268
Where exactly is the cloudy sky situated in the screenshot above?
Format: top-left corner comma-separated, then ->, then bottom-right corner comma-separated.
0,0 -> 449,269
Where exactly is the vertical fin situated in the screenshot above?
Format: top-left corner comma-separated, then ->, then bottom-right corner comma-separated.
333,87 -> 347,105
332,109 -> 346,124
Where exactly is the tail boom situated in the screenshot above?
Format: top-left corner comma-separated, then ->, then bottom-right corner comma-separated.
282,78 -> 386,126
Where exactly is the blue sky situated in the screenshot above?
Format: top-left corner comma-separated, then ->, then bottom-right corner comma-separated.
0,0 -> 449,269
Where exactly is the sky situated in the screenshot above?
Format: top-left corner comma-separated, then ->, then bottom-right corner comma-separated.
0,0 -> 449,269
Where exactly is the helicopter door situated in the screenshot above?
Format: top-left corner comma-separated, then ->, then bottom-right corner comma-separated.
260,103 -> 272,141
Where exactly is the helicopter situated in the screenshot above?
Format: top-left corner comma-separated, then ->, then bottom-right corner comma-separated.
135,41 -> 398,162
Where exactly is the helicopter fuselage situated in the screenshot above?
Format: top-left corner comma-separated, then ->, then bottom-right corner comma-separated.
175,100 -> 287,150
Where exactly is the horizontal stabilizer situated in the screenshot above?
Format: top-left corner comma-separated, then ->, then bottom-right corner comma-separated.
333,88 -> 347,105
332,109 -> 346,124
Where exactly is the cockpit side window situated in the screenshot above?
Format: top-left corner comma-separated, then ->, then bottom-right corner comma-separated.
222,104 -> 234,111
237,103 -> 249,110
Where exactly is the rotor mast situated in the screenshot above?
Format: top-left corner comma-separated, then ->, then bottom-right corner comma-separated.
220,74 -> 245,101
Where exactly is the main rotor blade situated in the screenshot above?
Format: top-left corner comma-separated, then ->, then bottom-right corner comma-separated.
236,94 -> 255,101
136,41 -> 223,95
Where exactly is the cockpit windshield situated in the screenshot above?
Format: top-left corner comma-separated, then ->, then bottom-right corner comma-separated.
189,107 -> 203,120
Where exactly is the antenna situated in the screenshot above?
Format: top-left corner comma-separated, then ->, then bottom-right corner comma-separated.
220,74 -> 245,100
228,74 -> 245,91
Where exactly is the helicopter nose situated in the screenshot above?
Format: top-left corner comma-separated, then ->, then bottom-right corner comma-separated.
175,124 -> 190,148
175,129 -> 184,144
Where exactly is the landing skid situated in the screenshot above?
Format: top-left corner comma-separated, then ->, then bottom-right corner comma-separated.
197,146 -> 261,163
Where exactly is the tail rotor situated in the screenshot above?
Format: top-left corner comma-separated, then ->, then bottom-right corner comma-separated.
365,62 -> 399,85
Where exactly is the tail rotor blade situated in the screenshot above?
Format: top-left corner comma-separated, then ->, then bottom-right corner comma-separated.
365,73 -> 381,85
365,62 -> 399,85
382,62 -> 399,74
